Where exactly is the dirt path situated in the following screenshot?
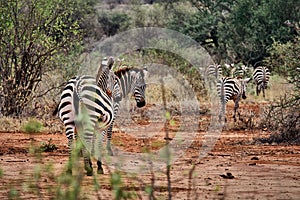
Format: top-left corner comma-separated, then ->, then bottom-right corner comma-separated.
0,128 -> 299,199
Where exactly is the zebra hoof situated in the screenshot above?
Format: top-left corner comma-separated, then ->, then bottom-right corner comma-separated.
66,168 -> 72,175
107,149 -> 114,156
86,169 -> 93,176
97,161 -> 104,174
85,166 -> 93,176
97,167 -> 104,174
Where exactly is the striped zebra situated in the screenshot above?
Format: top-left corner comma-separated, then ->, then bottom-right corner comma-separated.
231,64 -> 249,78
217,77 -> 251,122
98,67 -> 148,156
53,57 -> 116,175
206,64 -> 222,90
252,66 -> 271,98
206,64 -> 223,79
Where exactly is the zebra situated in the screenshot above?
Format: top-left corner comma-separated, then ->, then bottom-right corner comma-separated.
217,77 -> 251,122
74,76 -> 114,175
231,64 -> 249,78
99,66 -> 148,156
206,64 -> 222,90
53,57 -> 116,175
252,66 -> 271,98
206,64 -> 223,79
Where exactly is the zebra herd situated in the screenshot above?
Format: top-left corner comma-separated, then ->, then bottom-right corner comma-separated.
206,64 -> 271,122
53,58 -> 270,175
53,57 -> 148,175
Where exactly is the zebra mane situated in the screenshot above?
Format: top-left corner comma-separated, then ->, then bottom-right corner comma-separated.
114,67 -> 144,78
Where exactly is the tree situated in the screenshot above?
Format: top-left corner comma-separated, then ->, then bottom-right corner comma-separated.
259,37 -> 300,144
167,0 -> 300,65
0,0 -> 96,116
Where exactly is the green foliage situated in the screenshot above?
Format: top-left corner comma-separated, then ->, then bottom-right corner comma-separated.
8,187 -> 19,199
98,11 -> 131,36
167,0 -> 300,64
111,172 -> 134,199
22,119 -> 43,133
260,37 -> 299,144
0,0 -> 96,116
259,94 -> 300,144
218,0 -> 298,64
40,139 -> 58,152
54,140 -> 84,199
265,37 -> 300,89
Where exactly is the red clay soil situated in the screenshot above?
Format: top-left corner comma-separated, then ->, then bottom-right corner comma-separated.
0,127 -> 299,199
0,102 -> 299,199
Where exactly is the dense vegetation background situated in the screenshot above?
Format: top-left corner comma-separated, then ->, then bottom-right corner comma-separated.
0,0 -> 299,139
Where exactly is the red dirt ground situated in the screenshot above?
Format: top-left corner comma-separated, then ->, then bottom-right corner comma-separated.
0,104 -> 299,199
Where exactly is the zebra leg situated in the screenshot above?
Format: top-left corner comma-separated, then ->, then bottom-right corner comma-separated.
233,99 -> 240,122
97,131 -> 106,174
81,127 -> 94,176
97,160 -> 104,174
219,100 -> 227,122
82,146 -> 93,176
66,135 -> 74,175
262,83 -> 266,98
106,123 -> 114,156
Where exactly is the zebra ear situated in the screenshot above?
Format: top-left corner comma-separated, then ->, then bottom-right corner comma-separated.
101,57 -> 114,69
142,68 -> 149,79
244,77 -> 251,83
107,57 -> 114,69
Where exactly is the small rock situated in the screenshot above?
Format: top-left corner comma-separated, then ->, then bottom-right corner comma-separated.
220,172 -> 235,179
251,156 -> 259,160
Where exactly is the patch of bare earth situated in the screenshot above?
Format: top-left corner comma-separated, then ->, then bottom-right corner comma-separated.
0,104 -> 299,199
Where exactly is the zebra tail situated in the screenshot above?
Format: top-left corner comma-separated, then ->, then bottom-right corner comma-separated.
52,104 -> 59,116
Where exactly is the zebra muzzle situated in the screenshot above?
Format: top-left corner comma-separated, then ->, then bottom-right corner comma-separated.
137,101 -> 146,108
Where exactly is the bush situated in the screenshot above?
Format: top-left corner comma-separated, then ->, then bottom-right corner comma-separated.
22,119 -> 43,133
40,139 -> 58,152
258,36 -> 300,144
98,11 -> 131,36
259,94 -> 300,144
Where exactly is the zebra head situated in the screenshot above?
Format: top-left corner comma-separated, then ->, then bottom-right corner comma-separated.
96,57 -> 115,97
131,68 -> 148,108
239,77 -> 251,99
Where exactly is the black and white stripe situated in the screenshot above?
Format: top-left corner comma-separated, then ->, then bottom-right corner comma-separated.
252,66 -> 270,98
217,77 -> 250,122
101,67 -> 148,156
206,64 -> 222,79
206,64 -> 223,90
74,76 -> 114,175
231,64 -> 249,78
53,57 -> 115,175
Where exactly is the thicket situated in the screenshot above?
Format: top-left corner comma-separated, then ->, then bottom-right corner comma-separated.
259,37 -> 300,144
1,0 -> 299,117
0,0 -> 96,117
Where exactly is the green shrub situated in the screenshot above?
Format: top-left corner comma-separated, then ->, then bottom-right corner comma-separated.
40,139 -> 58,152
22,119 -> 43,133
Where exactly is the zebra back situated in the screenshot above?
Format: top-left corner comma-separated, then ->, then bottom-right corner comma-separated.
231,64 -> 250,78
253,66 -> 270,86
217,77 -> 250,103
74,77 -> 114,128
217,76 -> 251,122
206,64 -> 222,79
252,66 -> 271,97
